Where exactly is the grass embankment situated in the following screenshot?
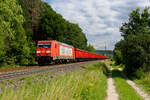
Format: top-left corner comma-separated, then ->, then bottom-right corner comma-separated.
132,72 -> 150,95
112,70 -> 143,100
0,62 -> 108,100
0,65 -> 22,70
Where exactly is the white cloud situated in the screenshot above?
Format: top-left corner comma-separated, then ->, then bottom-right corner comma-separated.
47,0 -> 147,50
137,1 -> 149,7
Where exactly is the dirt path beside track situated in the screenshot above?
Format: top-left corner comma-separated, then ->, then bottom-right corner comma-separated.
118,68 -> 150,100
106,68 -> 119,100
106,64 -> 150,100
126,80 -> 150,100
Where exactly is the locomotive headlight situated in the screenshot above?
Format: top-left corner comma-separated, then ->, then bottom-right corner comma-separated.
46,51 -> 51,53
37,51 -> 41,53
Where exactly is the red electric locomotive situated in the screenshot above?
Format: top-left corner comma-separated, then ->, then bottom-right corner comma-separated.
36,40 -> 75,64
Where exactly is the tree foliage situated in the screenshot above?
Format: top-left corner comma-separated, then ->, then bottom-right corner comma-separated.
86,44 -> 96,53
114,8 -> 150,75
120,8 -> 150,38
0,0 -> 95,67
18,0 -> 41,38
35,2 -> 88,50
0,0 -> 30,65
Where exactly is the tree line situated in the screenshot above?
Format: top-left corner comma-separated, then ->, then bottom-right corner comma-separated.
113,8 -> 150,77
0,0 -> 95,66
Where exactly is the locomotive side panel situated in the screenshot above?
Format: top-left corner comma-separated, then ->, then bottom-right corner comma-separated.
59,46 -> 73,57
56,42 -> 75,60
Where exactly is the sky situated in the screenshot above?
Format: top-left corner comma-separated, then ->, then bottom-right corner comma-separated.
45,0 -> 149,50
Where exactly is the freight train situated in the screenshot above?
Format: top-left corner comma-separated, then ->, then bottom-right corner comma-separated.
36,40 -> 110,65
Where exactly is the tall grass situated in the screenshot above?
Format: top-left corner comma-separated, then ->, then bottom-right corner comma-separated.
133,72 -> 150,95
112,70 -> 143,100
0,62 -> 107,100
0,64 -> 22,70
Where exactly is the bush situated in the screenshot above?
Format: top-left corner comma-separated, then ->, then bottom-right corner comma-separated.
114,8 -> 150,76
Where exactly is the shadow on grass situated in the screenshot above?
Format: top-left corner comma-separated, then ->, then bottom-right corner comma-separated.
111,69 -> 124,79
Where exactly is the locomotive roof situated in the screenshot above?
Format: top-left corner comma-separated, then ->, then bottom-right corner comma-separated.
38,40 -> 73,47
58,42 -> 73,47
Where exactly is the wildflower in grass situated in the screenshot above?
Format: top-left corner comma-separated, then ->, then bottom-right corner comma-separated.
88,83 -> 94,87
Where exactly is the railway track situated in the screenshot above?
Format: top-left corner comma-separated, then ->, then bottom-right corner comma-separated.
0,60 -> 101,82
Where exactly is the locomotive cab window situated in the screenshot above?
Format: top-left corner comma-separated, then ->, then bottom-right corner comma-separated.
55,44 -> 57,48
37,43 -> 51,48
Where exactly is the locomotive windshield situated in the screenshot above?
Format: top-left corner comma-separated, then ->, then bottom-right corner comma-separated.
37,43 -> 51,48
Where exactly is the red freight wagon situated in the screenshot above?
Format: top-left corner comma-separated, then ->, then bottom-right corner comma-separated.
36,40 -> 75,64
75,48 -> 101,61
75,48 -> 110,60
97,54 -> 107,59
75,48 -> 87,59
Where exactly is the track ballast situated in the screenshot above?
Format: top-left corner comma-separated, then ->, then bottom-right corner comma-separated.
0,60 -> 101,81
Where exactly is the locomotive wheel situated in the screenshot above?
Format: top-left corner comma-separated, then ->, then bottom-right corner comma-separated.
38,61 -> 44,66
